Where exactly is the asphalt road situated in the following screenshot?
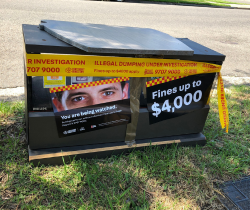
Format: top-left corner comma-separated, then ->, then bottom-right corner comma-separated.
0,0 -> 250,88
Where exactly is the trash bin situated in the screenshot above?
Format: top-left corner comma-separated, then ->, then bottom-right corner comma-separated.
23,21 -> 226,165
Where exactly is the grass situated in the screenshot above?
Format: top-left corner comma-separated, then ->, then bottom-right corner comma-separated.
0,85 -> 250,209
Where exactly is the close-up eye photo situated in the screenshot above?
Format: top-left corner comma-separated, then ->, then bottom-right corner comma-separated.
71,96 -> 86,102
102,90 -> 115,97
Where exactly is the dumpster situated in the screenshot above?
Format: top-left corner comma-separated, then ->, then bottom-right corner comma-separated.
23,20 -> 227,165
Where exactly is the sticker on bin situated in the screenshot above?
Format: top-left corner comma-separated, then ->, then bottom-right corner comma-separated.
43,76 -> 66,88
71,76 -> 93,85
147,74 -> 215,123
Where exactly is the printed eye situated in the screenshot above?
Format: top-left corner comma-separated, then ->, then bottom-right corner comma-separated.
102,91 -> 114,97
72,96 -> 85,102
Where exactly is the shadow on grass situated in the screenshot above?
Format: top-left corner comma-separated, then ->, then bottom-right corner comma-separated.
0,85 -> 249,209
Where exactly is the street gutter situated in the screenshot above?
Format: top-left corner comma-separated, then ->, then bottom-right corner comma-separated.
96,0 -> 250,10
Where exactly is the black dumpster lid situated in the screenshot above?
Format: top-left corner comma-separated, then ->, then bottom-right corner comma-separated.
22,24 -> 225,62
39,20 -> 194,56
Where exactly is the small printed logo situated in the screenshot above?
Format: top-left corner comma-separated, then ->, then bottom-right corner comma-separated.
65,67 -> 72,73
91,125 -> 96,129
63,131 -> 68,135
50,76 -> 60,80
72,68 -> 84,73
80,127 -> 85,131
76,77 -> 88,81
144,69 -> 153,75
67,129 -> 76,134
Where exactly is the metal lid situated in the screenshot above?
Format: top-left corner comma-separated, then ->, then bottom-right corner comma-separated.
39,20 -> 194,56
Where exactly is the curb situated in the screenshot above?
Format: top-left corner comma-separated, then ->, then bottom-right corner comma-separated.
95,0 -> 250,10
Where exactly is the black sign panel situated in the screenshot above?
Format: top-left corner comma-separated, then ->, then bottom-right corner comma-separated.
50,77 -> 131,138
147,73 -> 216,124
54,99 -> 131,138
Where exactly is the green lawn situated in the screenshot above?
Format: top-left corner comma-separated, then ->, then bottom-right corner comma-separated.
0,85 -> 250,209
